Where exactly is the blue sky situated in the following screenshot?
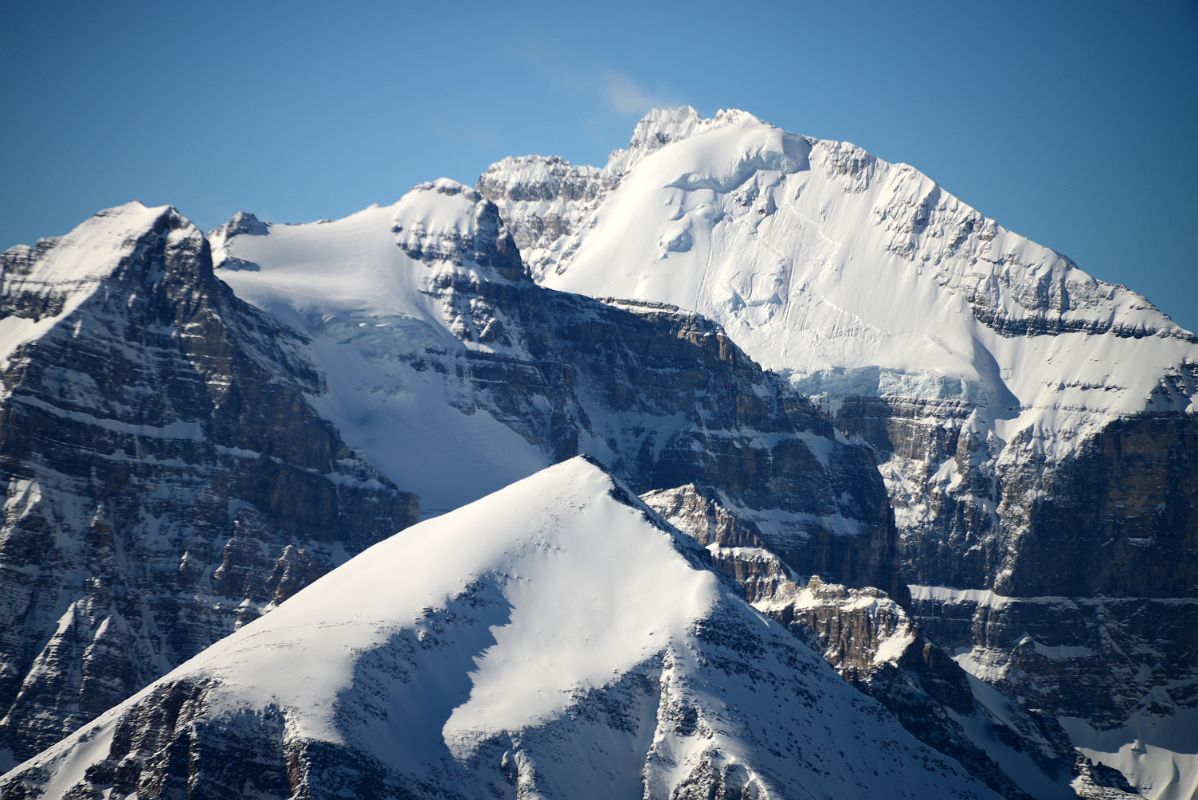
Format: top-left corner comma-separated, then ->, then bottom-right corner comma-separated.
3,0 -> 1196,329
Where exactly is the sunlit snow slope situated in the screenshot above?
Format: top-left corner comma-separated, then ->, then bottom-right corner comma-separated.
1,458 -> 1001,800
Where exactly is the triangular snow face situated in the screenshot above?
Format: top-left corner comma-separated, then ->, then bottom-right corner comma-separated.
0,201 -> 174,373
2,458 -> 1001,800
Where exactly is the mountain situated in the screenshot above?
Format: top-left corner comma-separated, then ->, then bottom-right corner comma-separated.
0,182 -> 906,768
0,106 -> 1190,797
209,179 -> 902,596
199,176 -> 1152,798
479,107 -> 1198,799
0,204 -> 418,767
0,458 -> 1013,800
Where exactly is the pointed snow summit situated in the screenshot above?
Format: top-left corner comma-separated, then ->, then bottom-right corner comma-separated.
1,457 -> 1001,800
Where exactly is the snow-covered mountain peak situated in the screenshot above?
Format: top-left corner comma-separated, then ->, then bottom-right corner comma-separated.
163,457 -> 722,751
3,456 -> 1002,799
608,105 -> 780,176
481,109 -> 1198,448
6,200 -> 185,287
214,180 -> 524,301
391,177 -> 486,233
624,106 -> 766,156
220,210 -> 269,237
614,109 -> 811,202
211,180 -> 529,339
626,105 -> 705,152
207,210 -> 267,267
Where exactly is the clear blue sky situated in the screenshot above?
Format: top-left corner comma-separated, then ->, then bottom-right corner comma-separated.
3,0 -> 1196,330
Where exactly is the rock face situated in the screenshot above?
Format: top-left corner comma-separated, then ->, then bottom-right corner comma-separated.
0,459 -> 1008,800
478,106 -> 1198,796
827,398 -> 1198,597
0,204 -> 418,766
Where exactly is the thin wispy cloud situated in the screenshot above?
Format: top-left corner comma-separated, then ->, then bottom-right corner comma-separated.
502,38 -> 682,118
598,70 -> 680,115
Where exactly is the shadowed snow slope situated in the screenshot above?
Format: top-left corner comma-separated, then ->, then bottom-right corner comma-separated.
0,458 -> 1001,800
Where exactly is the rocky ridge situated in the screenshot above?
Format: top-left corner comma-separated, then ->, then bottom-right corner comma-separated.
644,483 -> 1137,800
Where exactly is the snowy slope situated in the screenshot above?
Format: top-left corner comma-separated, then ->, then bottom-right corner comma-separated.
1,458 -> 1003,800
